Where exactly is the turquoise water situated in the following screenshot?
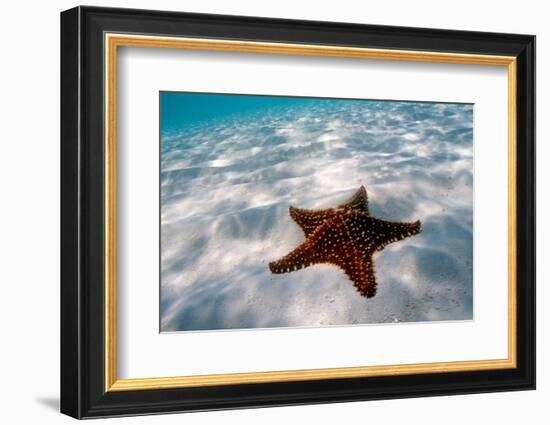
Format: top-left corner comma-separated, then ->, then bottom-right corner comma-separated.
161,92 -> 314,132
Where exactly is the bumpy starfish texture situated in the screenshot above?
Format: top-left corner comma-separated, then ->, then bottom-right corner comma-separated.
269,186 -> 421,298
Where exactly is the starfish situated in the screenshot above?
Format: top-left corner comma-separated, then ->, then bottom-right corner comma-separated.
269,186 -> 421,298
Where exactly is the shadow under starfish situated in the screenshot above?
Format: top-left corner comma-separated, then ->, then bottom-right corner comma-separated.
269,186 -> 422,298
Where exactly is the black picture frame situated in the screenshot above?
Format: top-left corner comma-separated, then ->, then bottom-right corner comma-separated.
61,5 -> 535,419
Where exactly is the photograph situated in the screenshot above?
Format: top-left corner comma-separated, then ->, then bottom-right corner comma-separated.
159,92 -> 474,332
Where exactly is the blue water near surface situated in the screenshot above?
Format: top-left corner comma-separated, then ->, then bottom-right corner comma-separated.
161,92 -> 314,131
160,93 -> 474,332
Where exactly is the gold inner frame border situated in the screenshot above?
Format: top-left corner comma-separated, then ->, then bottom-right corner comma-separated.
104,33 -> 517,392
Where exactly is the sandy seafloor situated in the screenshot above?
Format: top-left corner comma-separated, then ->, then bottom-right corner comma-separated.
160,99 -> 473,332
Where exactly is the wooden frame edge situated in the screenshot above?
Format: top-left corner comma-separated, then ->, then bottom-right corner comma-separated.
108,358 -> 516,391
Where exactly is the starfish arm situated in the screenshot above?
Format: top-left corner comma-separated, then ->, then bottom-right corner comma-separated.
288,206 -> 334,237
289,186 -> 369,237
269,223 -> 334,273
338,185 -> 369,214
336,256 -> 377,298
372,218 -> 422,251
269,239 -> 320,274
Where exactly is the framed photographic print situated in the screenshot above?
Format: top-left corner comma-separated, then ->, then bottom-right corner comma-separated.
60,6 -> 535,419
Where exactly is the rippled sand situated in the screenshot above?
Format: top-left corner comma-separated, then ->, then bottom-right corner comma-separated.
160,99 -> 473,331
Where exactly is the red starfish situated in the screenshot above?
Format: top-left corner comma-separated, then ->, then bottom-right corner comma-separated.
269,186 -> 421,298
